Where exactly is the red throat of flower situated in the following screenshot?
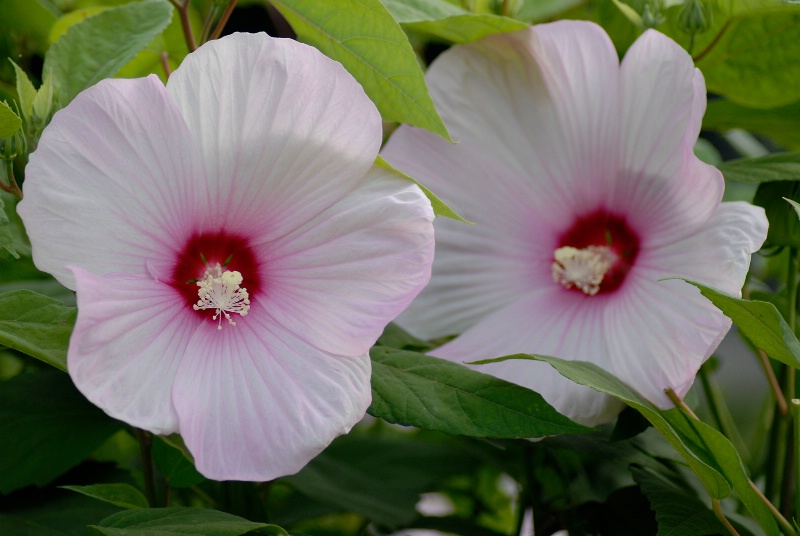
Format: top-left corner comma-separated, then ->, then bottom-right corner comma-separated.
172,232 -> 263,325
552,209 -> 640,295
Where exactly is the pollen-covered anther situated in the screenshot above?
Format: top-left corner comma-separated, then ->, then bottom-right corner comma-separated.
193,263 -> 251,329
552,245 -> 616,296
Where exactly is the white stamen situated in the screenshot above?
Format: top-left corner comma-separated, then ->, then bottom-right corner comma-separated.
193,263 -> 251,330
551,245 -> 616,296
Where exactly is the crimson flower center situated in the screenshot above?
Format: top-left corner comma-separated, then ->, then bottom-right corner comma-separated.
172,232 -> 262,326
552,210 -> 639,295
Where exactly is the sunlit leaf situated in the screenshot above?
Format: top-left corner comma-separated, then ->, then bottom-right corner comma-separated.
0,101 -> 22,138
61,484 -> 149,510
89,508 -> 285,535
0,370 -> 123,494
271,0 -> 452,140
0,290 -> 75,371
370,347 -> 593,438
43,0 -> 173,106
719,153 -> 800,183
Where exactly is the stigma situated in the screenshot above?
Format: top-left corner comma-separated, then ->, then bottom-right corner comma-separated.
193,263 -> 251,329
551,245 -> 616,296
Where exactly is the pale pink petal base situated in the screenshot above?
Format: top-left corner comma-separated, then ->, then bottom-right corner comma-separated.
68,268 -> 198,434
173,307 -> 372,481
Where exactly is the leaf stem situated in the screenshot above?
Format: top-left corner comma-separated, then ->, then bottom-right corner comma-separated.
209,0 -> 238,41
781,247 -> 799,517
134,428 -> 157,507
664,387 -> 699,420
160,51 -> 172,78
712,498 -> 741,536
758,349 -> 788,416
1,161 -> 23,199
168,0 -> 197,52
750,480 -> 798,536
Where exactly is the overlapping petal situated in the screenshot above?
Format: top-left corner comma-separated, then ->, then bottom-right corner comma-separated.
18,76 -> 209,288
166,33 -> 383,240
173,307 -> 371,481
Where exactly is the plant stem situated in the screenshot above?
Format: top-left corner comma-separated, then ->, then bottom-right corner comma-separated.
665,387 -> 699,420
698,365 -> 724,430
750,480 -> 798,536
168,0 -> 197,52
134,428 -> 157,507
1,161 -> 22,199
781,247 -> 799,517
209,0 -> 238,41
712,498 -> 741,536
794,399 -> 800,520
758,349 -> 788,416
160,52 -> 172,78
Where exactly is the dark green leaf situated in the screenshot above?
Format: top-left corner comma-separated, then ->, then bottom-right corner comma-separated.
631,465 -> 728,536
376,322 -> 434,351
0,194 -> 18,259
753,181 -> 800,247
695,8 -> 800,108
703,99 -> 800,150
375,155 -> 468,222
271,0 -> 451,140
0,101 -> 22,138
719,153 -> 800,183
472,354 -> 732,499
681,280 -> 800,369
43,0 -> 173,106
0,370 -> 123,494
381,0 -> 528,44
90,508 -> 281,536
153,437 -> 205,489
0,290 -> 76,371
369,347 -> 593,438
61,483 -> 149,510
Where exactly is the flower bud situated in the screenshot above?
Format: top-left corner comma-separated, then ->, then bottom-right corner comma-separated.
678,0 -> 713,35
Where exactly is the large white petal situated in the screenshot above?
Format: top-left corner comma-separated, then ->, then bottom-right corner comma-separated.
167,33 -> 382,240
431,287 -> 624,426
260,166 -> 434,356
68,268 -> 199,434
173,305 -> 371,481
18,76 -> 209,289
614,31 -> 723,247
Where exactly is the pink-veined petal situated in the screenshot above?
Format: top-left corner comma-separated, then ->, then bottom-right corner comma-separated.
432,287 -> 624,426
614,31 -> 723,247
68,267 -> 199,434
260,166 -> 434,356
18,76 -> 209,289
166,33 -> 382,240
173,306 -> 371,481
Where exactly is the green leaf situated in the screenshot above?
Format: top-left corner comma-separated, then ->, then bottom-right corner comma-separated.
0,193 -> 19,259
153,437 -> 205,489
369,347 -> 593,438
753,181 -> 800,247
516,0 -> 583,21
0,370 -> 123,494
719,153 -> 800,183
376,322 -> 434,351
472,354 -> 732,499
43,0 -> 173,106
703,99 -> 800,150
681,280 -> 800,369
631,466 -> 729,536
0,290 -> 76,371
90,508 -> 283,536
695,8 -> 800,108
61,484 -> 149,510
375,155 -> 468,222
0,101 -> 22,138
381,0 -> 528,44
271,0 -> 452,141
8,59 -> 37,124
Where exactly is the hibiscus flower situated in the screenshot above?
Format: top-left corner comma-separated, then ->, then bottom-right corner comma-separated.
381,21 -> 766,426
18,33 -> 435,480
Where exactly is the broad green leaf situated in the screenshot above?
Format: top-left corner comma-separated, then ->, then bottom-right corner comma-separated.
682,280 -> 800,369
376,322 -> 434,351
90,508 -> 284,535
0,290 -> 75,371
370,347 -> 593,437
286,433 -> 483,528
694,8 -> 800,108
153,437 -> 205,488
718,153 -> 800,183
662,409 -> 778,536
381,0 -> 528,44
43,0 -> 173,106
473,354 -> 732,499
753,181 -> 800,247
62,484 -> 149,510
271,0 -> 452,141
375,155 -> 468,222
0,488 -> 121,536
9,60 -> 37,124
631,466 -> 730,536
0,101 -> 22,138
2,0 -> 59,52
704,99 -> 800,150
0,370 -> 123,494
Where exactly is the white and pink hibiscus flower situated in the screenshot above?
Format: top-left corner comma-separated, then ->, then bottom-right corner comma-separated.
382,21 -> 767,426
18,33 -> 435,480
